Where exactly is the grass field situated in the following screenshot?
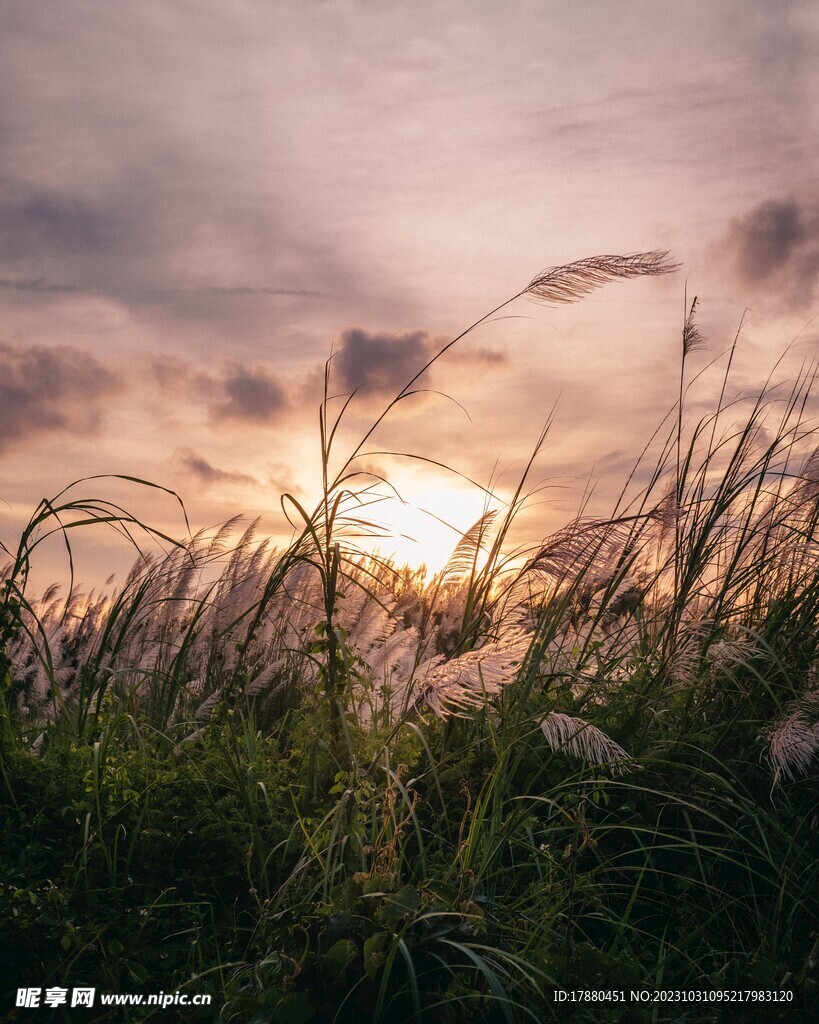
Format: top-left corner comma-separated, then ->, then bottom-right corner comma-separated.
2,255 -> 817,1022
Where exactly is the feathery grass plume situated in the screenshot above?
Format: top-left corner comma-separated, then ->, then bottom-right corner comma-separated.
343,585 -> 396,657
7,585 -> 74,716
767,691 -> 819,784
436,509 -> 498,588
412,629 -> 531,716
705,634 -> 759,671
651,483 -> 682,550
518,514 -> 640,595
364,625 -> 427,719
794,446 -> 819,504
667,619 -> 712,685
538,711 -> 633,772
524,251 -> 677,305
682,296 -> 706,355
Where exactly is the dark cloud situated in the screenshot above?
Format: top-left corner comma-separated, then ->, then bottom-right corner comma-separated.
209,367 -> 288,424
151,356 -> 289,425
0,191 -> 111,260
176,449 -> 258,488
0,181 -> 325,306
325,330 -> 509,407
0,178 -> 174,292
721,197 -> 819,306
334,328 -> 433,397
0,343 -> 118,451
728,199 -> 805,282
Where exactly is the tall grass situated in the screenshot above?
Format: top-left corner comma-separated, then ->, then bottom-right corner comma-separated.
1,253 -> 817,1022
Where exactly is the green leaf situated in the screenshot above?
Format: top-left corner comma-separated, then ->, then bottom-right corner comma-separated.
375,886 -> 421,929
323,938 -> 356,979
273,992 -> 315,1024
363,932 -> 388,980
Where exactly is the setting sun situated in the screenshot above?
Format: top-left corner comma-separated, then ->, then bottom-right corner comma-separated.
369,485 -> 496,578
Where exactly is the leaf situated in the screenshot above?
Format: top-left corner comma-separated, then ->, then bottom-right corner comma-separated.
323,938 -> 356,979
375,886 -> 421,928
364,932 -> 388,980
273,992 -> 315,1024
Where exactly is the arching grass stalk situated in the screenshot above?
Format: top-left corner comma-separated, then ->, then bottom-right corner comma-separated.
0,476 -> 187,750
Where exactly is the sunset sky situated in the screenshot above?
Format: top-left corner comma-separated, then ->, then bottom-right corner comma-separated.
2,0 -> 819,584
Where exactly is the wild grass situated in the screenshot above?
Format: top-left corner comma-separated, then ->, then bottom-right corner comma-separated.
1,253 -> 817,1022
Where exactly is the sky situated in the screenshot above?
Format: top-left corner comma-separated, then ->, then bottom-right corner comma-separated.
2,0 -> 819,585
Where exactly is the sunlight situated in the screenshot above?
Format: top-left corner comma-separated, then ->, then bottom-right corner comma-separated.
371,485 -> 495,578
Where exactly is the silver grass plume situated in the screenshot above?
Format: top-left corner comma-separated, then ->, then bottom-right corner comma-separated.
413,629 -> 531,716
767,691 -> 819,784
668,620 -> 712,685
794,447 -> 819,505
437,510 -> 498,587
652,484 -> 682,551
705,635 -> 759,672
539,712 -> 633,773
345,592 -> 396,657
525,251 -> 678,306
519,515 -> 638,593
367,626 -> 435,720
682,296 -> 706,355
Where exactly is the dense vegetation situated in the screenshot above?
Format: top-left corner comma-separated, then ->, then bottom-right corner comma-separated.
2,255 -> 817,1022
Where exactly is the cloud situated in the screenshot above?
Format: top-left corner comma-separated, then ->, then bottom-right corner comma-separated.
728,199 -> 805,281
151,356 -> 289,425
324,329 -> 509,411
334,328 -> 432,398
720,197 -> 819,306
0,277 -> 81,294
300,333 -> 505,413
0,343 -> 118,452
150,354 -> 214,395
449,346 -> 508,368
176,448 -> 258,489
0,191 -> 111,261
0,4 -> 361,347
209,366 -> 288,424
202,286 -> 320,298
